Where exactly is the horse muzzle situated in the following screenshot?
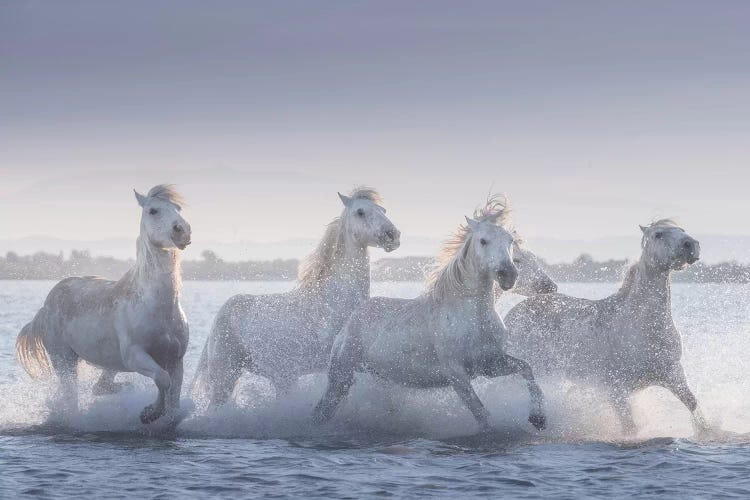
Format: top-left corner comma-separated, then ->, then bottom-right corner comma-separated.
496,266 -> 518,291
381,229 -> 401,253
173,234 -> 192,250
682,238 -> 700,264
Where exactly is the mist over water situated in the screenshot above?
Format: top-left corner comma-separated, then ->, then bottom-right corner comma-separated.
2,280 -> 750,497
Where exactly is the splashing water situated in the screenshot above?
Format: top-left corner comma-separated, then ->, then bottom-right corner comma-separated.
2,280 -> 750,497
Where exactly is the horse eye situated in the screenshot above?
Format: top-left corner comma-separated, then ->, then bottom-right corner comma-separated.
479,238 -> 487,245
149,208 -> 158,215
356,208 -> 365,217
654,232 -> 663,239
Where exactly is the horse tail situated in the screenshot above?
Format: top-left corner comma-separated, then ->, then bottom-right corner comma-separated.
16,321 -> 52,379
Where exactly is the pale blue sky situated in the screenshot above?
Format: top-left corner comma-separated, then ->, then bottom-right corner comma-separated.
2,1 -> 749,257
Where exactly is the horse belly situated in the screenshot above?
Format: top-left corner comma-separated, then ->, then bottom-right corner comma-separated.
364,333 -> 447,388
246,323 -> 320,378
64,314 -> 125,370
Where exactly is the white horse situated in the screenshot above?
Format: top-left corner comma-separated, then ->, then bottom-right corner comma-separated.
192,188 -> 401,406
512,241 -> 558,296
313,196 -> 547,432
505,220 -> 707,434
16,185 -> 191,424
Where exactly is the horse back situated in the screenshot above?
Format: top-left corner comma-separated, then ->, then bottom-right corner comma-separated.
211,291 -> 324,376
44,276 -> 118,315
29,276 -> 118,340
505,293 -> 601,375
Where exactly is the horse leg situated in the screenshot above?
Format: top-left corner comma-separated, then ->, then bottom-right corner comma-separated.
446,370 -> 492,432
312,362 -> 356,424
122,345 -> 171,424
609,385 -> 637,435
660,365 -> 709,435
381,386 -> 399,417
165,358 -> 184,415
484,354 -> 546,430
92,370 -> 129,395
312,326 -> 362,424
206,343 -> 247,409
47,346 -> 79,416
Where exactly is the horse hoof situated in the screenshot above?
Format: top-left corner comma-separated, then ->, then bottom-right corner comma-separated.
529,412 -> 546,431
140,405 -> 164,424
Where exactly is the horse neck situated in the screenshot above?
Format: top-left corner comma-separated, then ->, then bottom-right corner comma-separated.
130,232 -> 182,301
616,258 -> 672,318
433,257 -> 495,311
310,230 -> 370,302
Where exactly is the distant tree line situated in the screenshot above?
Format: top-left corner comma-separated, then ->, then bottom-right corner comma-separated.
1,250 -> 748,283
543,253 -> 750,284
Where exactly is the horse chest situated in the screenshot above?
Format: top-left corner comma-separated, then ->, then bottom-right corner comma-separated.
438,306 -> 496,360
124,302 -> 188,359
605,314 -> 681,380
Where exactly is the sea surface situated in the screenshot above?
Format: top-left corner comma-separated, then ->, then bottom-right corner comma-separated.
2,280 -> 750,498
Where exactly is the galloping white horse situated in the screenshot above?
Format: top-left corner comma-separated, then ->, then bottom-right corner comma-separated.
16,185 -> 191,424
505,220 -> 707,434
193,188 -> 401,406
313,196 -> 547,432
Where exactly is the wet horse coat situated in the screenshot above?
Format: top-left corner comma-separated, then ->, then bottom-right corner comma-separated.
192,188 -> 401,406
505,220 -> 707,433
313,195 -> 548,432
16,185 -> 191,424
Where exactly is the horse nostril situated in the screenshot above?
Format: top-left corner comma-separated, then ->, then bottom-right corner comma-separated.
173,225 -> 183,234
385,230 -> 395,241
683,240 -> 693,250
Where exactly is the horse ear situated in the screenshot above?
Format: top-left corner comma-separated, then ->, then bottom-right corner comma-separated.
338,192 -> 353,208
134,189 -> 147,207
465,216 -> 480,231
639,224 -> 647,234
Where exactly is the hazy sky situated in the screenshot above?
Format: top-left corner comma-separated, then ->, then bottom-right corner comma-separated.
2,1 -> 749,254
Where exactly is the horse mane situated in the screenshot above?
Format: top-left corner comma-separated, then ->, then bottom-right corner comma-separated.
146,184 -> 186,210
129,184 -> 185,294
616,218 -> 683,294
640,218 -> 680,246
297,187 -> 382,290
132,235 -> 183,293
426,194 -> 511,301
616,263 -> 639,295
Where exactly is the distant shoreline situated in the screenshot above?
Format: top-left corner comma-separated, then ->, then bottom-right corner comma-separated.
2,250 -> 748,284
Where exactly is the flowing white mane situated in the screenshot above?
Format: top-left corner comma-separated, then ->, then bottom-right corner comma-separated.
146,184 -> 186,210
133,184 -> 187,293
297,187 -> 382,291
426,194 -> 512,300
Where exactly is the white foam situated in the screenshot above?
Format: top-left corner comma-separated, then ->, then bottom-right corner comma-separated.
2,281 -> 749,444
